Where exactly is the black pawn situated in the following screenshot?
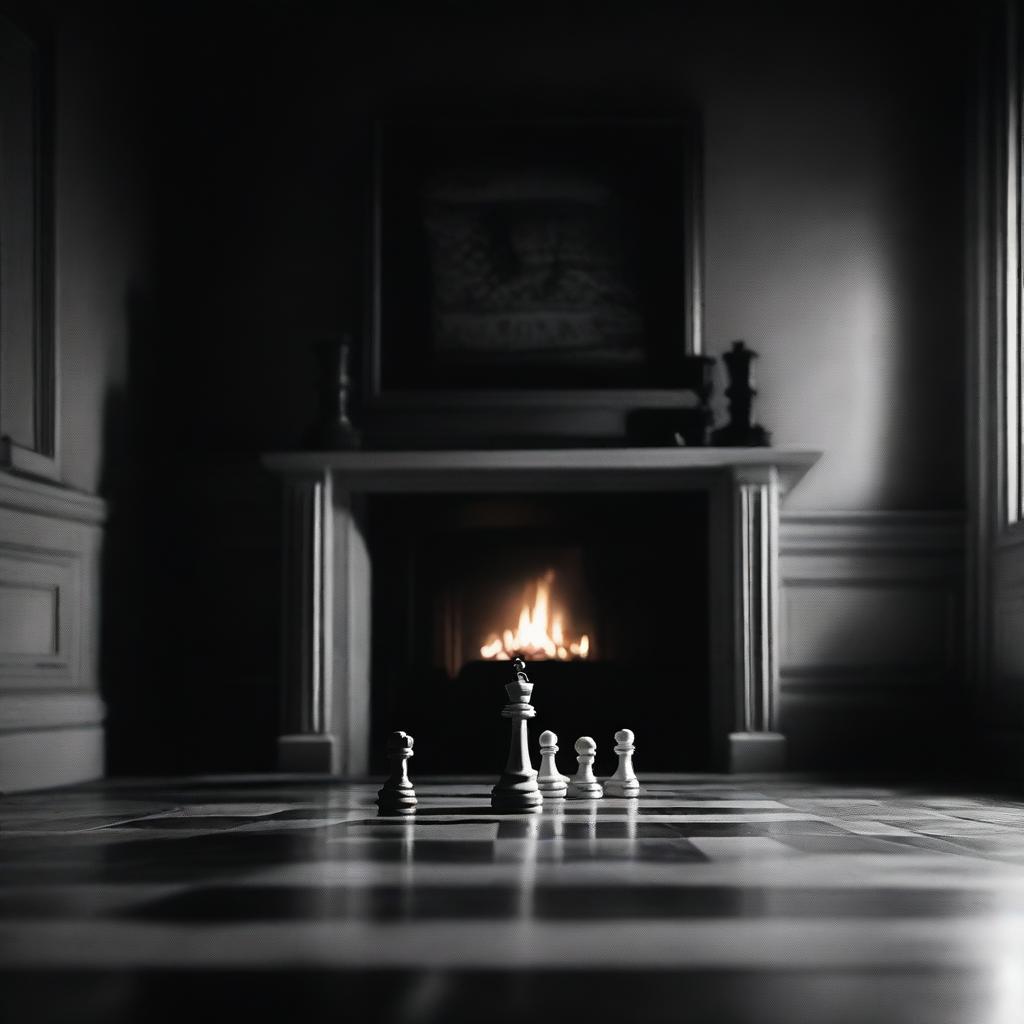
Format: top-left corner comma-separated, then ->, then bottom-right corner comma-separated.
377,731 -> 417,816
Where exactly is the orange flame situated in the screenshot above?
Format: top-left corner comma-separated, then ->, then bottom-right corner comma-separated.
479,571 -> 591,662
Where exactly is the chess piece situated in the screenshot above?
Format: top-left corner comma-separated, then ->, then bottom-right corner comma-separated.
491,657 -> 543,813
604,728 -> 641,797
377,731 -> 417,815
537,730 -> 568,799
711,340 -> 771,447
566,736 -> 604,799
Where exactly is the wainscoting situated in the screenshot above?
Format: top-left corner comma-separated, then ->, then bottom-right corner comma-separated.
779,511 -> 965,769
1,472 -> 965,786
980,529 -> 1024,781
0,472 -> 106,792
992,540 -> 1024,715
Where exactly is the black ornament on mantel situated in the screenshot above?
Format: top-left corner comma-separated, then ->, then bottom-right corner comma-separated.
711,340 -> 771,447
305,334 -> 361,450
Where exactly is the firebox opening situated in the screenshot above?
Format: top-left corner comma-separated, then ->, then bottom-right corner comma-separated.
443,551 -> 595,676
370,492 -> 709,773
477,569 -> 592,665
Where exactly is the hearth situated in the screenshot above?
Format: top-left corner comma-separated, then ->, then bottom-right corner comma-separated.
369,493 -> 708,773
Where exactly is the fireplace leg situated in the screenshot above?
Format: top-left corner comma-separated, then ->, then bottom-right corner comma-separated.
278,472 -> 338,773
728,465 -> 785,772
277,474 -> 370,776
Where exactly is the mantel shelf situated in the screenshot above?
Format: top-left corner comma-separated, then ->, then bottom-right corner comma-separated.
262,446 -> 822,496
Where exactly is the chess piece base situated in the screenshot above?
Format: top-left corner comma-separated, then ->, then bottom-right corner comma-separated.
538,779 -> 568,799
376,798 -> 416,816
377,781 -> 417,816
604,780 -> 641,798
566,780 -> 604,799
491,789 -> 544,812
491,769 -> 543,812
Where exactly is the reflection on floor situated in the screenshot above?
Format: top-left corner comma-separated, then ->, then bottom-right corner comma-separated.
4,775 -> 1024,1022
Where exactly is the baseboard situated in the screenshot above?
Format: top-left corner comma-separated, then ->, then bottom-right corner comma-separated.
728,732 -> 786,772
0,691 -> 105,731
0,724 -> 104,792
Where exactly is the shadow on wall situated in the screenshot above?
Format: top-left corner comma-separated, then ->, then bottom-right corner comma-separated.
99,288 -> 282,776
98,287 -> 174,774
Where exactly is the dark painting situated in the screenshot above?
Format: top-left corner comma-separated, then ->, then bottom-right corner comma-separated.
423,165 -> 646,369
372,118 -> 702,394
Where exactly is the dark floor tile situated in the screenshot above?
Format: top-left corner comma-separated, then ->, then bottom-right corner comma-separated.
110,883 -> 1020,924
0,815 -> 157,833
0,968 -> 998,1024
774,835 -> 929,855
104,816 -> 267,831
559,839 -> 708,862
123,884 -> 522,922
638,820 -> 846,837
496,820 -> 687,839
261,808 -> 362,822
334,840 -> 501,863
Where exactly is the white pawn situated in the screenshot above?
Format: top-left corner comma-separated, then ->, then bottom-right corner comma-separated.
604,728 -> 640,798
566,736 -> 603,799
537,730 -> 568,798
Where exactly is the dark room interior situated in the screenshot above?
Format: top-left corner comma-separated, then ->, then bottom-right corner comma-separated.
1,1 -> 1022,1021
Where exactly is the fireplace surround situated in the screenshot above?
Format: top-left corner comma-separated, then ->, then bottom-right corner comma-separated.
263,447 -> 820,774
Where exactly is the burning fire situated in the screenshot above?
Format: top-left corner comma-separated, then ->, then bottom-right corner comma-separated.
479,571 -> 591,662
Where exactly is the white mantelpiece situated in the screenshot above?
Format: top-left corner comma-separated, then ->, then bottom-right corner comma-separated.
262,447 -> 821,775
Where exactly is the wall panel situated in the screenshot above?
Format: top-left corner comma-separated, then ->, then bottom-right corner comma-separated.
0,472 -> 105,791
779,511 -> 964,769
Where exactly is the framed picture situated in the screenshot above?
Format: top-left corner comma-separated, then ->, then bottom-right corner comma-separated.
366,116 -> 704,435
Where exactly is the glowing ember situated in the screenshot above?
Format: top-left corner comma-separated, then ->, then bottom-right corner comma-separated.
479,571 -> 591,662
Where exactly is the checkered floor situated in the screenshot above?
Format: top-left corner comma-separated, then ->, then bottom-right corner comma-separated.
4,775 -> 1024,1022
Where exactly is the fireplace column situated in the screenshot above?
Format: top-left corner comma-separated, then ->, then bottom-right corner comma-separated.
277,471 -> 371,775
728,465 -> 785,771
278,471 -> 338,772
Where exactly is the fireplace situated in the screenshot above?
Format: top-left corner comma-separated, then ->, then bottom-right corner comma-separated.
263,447 -> 820,775
368,492 -> 708,773
262,116 -> 819,777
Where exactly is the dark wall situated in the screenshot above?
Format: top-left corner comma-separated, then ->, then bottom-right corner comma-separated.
106,0 -> 976,772
146,0 -> 971,499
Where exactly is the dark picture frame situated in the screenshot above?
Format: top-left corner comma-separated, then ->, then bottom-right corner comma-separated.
366,116 -> 704,435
